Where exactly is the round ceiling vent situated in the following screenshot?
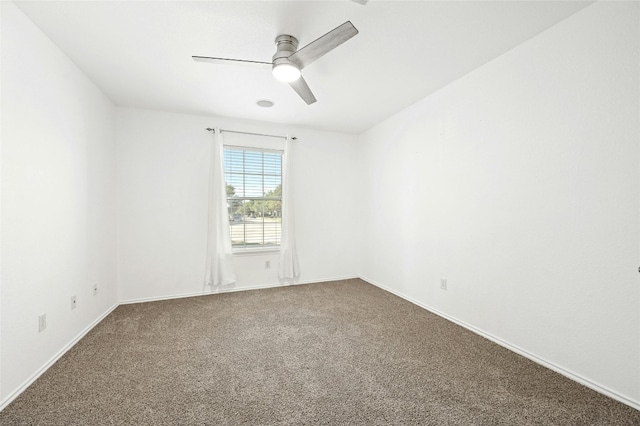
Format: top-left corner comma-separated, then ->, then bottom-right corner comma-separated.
257,100 -> 274,108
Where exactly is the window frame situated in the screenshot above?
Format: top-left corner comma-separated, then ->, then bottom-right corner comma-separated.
223,144 -> 284,254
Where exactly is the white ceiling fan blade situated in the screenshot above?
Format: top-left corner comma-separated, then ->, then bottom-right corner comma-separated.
289,76 -> 317,105
192,56 -> 272,66
288,21 -> 359,69
350,0 -> 368,4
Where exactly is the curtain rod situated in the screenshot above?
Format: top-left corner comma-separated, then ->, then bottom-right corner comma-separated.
206,128 -> 297,140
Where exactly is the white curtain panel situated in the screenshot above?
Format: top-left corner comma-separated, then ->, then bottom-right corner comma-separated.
205,129 -> 236,286
278,136 -> 301,281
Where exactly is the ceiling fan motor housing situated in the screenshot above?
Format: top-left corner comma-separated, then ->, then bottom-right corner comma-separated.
272,35 -> 299,68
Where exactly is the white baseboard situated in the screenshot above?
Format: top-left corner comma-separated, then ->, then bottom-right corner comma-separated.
359,275 -> 640,412
119,275 -> 359,305
0,303 -> 119,412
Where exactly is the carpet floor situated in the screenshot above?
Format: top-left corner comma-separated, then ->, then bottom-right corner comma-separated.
1,278 -> 639,425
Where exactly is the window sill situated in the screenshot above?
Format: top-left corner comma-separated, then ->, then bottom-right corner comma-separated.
232,247 -> 280,256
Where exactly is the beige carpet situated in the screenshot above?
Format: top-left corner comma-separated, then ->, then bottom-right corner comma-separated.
1,279 -> 639,425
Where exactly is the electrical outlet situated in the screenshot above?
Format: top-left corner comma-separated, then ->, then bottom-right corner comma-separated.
71,296 -> 77,310
265,261 -> 271,269
38,313 -> 47,332
440,278 -> 447,291
93,283 -> 98,296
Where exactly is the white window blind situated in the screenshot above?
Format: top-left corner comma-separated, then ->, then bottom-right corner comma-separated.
224,146 -> 283,250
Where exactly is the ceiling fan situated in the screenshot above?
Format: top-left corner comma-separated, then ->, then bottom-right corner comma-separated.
193,21 -> 359,105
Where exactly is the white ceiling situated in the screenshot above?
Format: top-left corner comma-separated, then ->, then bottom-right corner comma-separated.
14,1 -> 592,134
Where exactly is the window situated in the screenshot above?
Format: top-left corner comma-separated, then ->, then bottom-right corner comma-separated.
224,146 -> 282,250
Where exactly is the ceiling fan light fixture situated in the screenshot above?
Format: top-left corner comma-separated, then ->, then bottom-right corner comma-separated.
272,63 -> 301,82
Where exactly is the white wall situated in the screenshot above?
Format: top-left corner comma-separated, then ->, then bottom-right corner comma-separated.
116,108 -> 358,302
3,0 -> 638,413
358,1 -> 639,407
1,1 -> 117,406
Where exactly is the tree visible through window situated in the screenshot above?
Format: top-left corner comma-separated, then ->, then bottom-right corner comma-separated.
224,147 -> 282,249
